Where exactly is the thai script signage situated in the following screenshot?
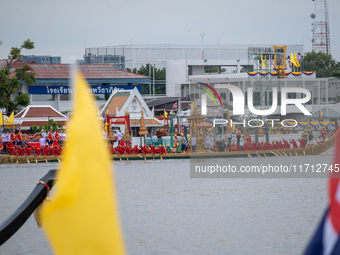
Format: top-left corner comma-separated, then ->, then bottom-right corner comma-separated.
28,85 -> 141,94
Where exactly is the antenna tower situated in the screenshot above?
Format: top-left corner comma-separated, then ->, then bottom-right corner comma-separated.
311,0 -> 331,54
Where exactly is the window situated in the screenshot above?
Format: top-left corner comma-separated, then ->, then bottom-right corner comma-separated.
220,92 -> 226,100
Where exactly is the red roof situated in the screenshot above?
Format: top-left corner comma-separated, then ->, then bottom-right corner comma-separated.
16,105 -> 66,118
28,63 -> 150,80
0,59 -> 35,79
14,105 -> 66,118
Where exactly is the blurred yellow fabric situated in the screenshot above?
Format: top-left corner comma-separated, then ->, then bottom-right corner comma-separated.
41,71 -> 125,255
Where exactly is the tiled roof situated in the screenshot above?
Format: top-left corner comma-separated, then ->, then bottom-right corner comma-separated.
0,59 -> 31,69
105,95 -> 129,115
16,106 -> 65,118
14,105 -> 66,118
0,59 -> 35,79
28,63 -> 150,80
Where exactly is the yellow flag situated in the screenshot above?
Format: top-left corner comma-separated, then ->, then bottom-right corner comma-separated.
290,53 -> 297,67
105,121 -> 109,133
6,111 -> 14,125
0,112 -> 3,125
264,55 -> 268,68
319,108 -> 324,119
189,102 -> 195,109
164,109 -> 168,118
294,53 -> 300,67
41,71 -> 125,255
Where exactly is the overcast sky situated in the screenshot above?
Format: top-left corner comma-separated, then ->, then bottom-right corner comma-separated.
1,0 -> 339,63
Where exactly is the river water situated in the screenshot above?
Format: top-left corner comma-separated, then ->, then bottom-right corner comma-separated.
0,152 -> 334,254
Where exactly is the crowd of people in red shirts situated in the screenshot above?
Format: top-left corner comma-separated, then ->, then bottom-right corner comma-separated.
110,140 -> 168,156
0,128 -> 66,157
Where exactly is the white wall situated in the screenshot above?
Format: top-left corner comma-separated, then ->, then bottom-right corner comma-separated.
166,60 -> 187,97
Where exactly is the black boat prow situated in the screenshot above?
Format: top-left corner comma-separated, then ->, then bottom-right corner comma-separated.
0,169 -> 57,246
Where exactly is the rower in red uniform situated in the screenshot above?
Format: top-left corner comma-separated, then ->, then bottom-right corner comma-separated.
251,142 -> 258,151
159,145 -> 166,155
9,145 -> 16,155
43,145 -> 51,156
298,138 -> 306,147
124,145 -> 131,155
52,146 -> 60,156
236,143 -> 241,151
139,145 -> 145,155
33,146 -> 40,156
230,142 -> 236,151
132,145 -> 139,154
17,146 -> 24,156
24,145 -> 32,156
151,145 -> 156,155
290,139 -> 298,148
282,139 -> 290,149
243,142 -> 249,151
116,145 -> 124,155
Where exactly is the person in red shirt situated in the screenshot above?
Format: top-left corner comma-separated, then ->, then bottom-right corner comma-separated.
24,146 -> 32,156
53,129 -> 60,146
299,138 -> 306,147
16,129 -> 23,146
41,145 -> 48,156
132,145 -> 139,154
290,139 -> 298,148
236,143 -> 241,151
8,145 -> 16,155
47,129 -> 54,146
17,146 -> 25,156
10,131 -> 16,145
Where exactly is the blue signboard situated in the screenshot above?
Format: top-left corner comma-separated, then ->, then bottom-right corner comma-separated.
28,85 -> 141,94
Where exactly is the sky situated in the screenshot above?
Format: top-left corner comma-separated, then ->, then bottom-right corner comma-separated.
1,0 -> 340,63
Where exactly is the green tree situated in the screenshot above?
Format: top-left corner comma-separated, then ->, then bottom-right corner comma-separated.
127,64 -> 166,95
0,39 -> 36,115
302,51 -> 340,78
41,118 -> 61,133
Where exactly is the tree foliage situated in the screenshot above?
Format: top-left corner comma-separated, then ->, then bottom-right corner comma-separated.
0,39 -> 36,115
126,64 -> 166,94
302,51 -> 340,78
204,66 -> 226,73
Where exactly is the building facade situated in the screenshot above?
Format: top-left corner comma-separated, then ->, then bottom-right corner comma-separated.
12,61 -> 150,113
21,55 -> 61,64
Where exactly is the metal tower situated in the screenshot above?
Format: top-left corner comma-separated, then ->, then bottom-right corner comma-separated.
311,0 -> 331,54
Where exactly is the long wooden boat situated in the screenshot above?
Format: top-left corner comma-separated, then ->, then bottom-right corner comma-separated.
0,127 -> 338,164
111,126 -> 339,161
